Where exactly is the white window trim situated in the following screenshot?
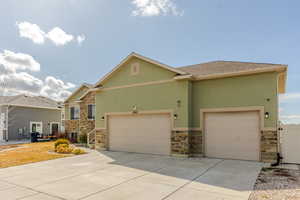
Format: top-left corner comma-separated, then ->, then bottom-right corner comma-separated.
50,122 -> 60,135
87,104 -> 95,120
30,121 -> 43,133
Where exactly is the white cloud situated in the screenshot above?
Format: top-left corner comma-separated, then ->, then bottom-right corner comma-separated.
77,35 -> 86,45
0,50 -> 40,72
280,115 -> 300,124
280,93 -> 300,102
40,76 -> 75,100
16,21 -> 85,46
0,50 -> 75,101
46,27 -> 74,46
0,72 -> 43,94
131,0 -> 183,16
281,115 -> 300,119
16,21 -> 46,44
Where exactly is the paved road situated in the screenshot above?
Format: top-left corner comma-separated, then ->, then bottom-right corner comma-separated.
0,150 -> 263,200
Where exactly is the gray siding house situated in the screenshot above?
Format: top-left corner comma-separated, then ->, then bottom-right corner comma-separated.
0,95 -> 61,141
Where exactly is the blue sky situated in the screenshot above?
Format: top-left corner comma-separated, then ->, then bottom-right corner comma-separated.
0,0 -> 299,123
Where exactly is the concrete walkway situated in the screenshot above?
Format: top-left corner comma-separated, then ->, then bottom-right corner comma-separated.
0,150 -> 263,200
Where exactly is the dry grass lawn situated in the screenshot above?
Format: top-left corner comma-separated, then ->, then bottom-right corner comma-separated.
0,142 -> 71,168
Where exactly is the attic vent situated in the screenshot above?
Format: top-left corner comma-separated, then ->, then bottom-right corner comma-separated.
131,63 -> 140,76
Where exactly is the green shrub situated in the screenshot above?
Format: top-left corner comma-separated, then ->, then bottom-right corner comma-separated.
54,139 -> 70,150
55,144 -> 73,154
72,148 -> 86,155
78,134 -> 87,144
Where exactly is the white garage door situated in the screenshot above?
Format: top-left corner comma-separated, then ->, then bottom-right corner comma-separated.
205,111 -> 260,161
281,124 -> 300,164
109,114 -> 171,155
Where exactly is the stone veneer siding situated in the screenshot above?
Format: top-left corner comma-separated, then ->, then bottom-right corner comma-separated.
65,120 -> 79,133
94,128 -> 278,163
190,130 -> 202,156
171,131 -> 189,156
79,92 -> 95,137
260,130 -> 278,163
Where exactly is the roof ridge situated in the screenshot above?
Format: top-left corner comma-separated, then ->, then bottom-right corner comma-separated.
212,60 -> 287,66
178,60 -> 287,69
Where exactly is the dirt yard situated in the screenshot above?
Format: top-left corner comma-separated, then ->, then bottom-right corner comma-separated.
0,142 -> 71,168
249,167 -> 300,200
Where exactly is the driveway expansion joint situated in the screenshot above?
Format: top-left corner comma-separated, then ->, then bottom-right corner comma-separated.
79,167 -> 166,200
161,159 -> 225,200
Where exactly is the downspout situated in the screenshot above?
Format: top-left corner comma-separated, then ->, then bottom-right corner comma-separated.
271,74 -> 283,166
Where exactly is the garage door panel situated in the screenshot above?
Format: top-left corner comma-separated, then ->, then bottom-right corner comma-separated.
109,114 -> 171,155
205,111 -> 260,161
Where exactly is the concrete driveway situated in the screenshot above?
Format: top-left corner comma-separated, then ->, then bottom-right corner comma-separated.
0,150 -> 263,200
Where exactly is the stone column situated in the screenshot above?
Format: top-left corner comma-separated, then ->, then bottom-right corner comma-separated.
261,130 -> 278,163
171,130 -> 189,156
190,130 -> 202,157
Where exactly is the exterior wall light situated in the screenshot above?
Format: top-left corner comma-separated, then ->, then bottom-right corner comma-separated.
265,112 -> 270,119
101,116 -> 105,120
174,114 -> 178,120
132,105 -> 138,114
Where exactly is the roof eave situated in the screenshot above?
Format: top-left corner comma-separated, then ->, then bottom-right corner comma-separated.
64,84 -> 91,103
0,104 -> 60,110
278,68 -> 288,94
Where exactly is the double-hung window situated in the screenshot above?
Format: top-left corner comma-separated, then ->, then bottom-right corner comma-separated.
88,104 -> 95,120
70,106 -> 80,120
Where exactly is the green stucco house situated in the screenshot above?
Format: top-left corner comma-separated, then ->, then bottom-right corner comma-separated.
68,52 -> 287,163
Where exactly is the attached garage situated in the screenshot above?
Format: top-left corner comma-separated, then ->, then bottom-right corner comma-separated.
108,113 -> 171,155
90,53 -> 287,163
204,111 -> 260,161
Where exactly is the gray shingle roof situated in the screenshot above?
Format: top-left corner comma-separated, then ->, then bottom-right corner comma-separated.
0,95 -> 59,109
177,61 -> 287,77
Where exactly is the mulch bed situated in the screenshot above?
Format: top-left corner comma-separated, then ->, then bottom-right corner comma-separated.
249,167 -> 300,200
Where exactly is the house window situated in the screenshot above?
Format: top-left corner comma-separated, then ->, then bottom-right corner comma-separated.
70,106 -> 80,120
30,122 -> 43,133
131,63 -> 140,75
88,104 -> 95,120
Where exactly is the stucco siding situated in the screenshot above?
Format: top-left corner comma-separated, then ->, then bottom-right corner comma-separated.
96,80 -> 189,129
192,72 -> 279,128
102,57 -> 176,88
7,106 -> 61,140
67,86 -> 89,103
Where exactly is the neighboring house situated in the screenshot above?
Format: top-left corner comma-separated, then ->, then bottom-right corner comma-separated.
0,95 -> 61,141
63,83 -> 96,142
78,52 -> 287,163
